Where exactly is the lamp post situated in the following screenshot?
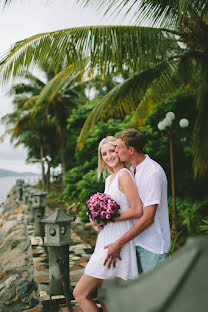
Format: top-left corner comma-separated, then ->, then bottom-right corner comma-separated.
158,112 -> 189,238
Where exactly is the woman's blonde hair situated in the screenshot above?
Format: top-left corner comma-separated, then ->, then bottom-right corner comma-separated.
97,136 -> 130,180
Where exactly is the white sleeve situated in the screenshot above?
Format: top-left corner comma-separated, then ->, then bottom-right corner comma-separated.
143,171 -> 162,207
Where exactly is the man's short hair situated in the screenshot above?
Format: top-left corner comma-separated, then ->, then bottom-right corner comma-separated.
116,128 -> 145,153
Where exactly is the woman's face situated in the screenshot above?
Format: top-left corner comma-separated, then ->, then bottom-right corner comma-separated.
101,143 -> 120,168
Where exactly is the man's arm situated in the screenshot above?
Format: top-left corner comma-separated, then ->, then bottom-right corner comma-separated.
104,204 -> 157,268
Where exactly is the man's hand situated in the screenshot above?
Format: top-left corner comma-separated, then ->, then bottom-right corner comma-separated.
89,218 -> 105,232
104,241 -> 122,269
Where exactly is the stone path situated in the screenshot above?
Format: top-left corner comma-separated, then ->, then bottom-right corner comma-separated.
23,220 -> 96,312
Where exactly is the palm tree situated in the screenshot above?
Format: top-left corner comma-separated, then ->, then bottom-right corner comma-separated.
0,0 -> 208,177
1,89 -> 58,191
33,64 -> 89,187
1,62 -> 88,189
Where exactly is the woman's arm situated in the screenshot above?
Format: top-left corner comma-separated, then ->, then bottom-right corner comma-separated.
115,170 -> 143,221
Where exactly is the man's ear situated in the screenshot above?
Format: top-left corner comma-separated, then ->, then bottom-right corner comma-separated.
129,147 -> 135,154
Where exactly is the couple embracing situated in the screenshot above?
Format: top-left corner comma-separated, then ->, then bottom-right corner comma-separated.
73,128 -> 171,312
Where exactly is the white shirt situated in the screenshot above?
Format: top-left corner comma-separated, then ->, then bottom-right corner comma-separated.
133,155 -> 171,254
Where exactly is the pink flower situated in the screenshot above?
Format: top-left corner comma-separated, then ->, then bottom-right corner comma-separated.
101,211 -> 106,217
107,208 -> 113,214
86,192 -> 120,224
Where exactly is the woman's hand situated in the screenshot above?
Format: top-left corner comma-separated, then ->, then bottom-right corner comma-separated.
89,218 -> 105,232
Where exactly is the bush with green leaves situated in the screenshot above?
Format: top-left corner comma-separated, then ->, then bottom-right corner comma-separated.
140,88 -> 208,201
168,197 -> 208,236
200,217 -> 208,234
76,169 -> 105,222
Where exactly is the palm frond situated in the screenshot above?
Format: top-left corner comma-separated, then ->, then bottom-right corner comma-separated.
76,61 -> 179,149
35,66 -> 74,109
0,25 -> 179,85
1,0 -> 13,8
23,95 -> 39,110
77,0 -> 179,28
12,112 -> 34,135
78,0 -> 208,29
178,0 -> 208,26
34,59 -> 88,110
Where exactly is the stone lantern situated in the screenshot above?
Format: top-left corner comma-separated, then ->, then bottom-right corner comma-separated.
27,188 -> 38,223
31,190 -> 47,236
40,208 -> 76,296
22,184 -> 31,204
32,190 -> 47,208
16,179 -> 24,201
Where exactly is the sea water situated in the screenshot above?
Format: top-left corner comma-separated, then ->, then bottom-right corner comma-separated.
0,175 -> 40,212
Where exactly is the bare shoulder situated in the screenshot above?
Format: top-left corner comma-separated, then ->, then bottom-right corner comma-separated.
118,169 -> 133,181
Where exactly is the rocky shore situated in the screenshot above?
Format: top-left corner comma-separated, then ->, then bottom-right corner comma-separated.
0,185 -> 96,312
0,186 -> 39,312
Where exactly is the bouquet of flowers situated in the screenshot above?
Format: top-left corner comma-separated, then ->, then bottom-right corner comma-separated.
86,192 -> 120,224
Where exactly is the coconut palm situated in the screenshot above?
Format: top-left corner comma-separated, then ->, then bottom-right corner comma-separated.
1,64 -> 88,189
0,0 -> 208,176
1,77 -> 59,190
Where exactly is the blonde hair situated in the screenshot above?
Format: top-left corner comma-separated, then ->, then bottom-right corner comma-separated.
97,136 -> 130,180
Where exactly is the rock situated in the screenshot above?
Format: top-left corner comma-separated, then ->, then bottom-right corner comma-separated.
0,186 -> 39,312
0,220 -> 17,239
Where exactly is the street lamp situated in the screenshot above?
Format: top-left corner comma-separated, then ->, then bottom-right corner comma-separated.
158,112 -> 189,238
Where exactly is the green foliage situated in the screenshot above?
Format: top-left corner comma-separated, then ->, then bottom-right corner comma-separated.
168,197 -> 208,236
48,189 -> 64,201
140,89 -> 208,200
76,169 -> 104,221
169,231 -> 182,256
200,217 -> 208,235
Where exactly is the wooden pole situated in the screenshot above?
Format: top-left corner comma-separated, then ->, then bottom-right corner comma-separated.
169,132 -> 177,238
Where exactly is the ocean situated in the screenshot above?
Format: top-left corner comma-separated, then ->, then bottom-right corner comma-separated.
0,175 -> 41,212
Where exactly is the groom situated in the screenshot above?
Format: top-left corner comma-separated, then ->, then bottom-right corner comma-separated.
104,128 -> 171,274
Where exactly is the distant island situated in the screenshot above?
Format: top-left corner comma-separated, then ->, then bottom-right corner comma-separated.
0,168 -> 40,177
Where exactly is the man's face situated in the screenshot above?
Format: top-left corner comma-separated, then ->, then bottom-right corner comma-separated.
115,138 -> 131,162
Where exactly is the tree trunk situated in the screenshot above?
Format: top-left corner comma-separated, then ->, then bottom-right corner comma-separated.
60,128 -> 65,190
169,133 -> 177,238
40,145 -> 46,191
46,161 -> 51,192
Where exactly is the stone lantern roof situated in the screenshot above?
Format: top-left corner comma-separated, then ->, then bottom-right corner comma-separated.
40,208 -> 75,224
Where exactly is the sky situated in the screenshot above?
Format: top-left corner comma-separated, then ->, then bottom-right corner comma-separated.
0,0 -> 121,174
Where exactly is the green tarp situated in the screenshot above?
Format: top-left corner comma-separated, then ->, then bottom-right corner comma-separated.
101,236 -> 208,312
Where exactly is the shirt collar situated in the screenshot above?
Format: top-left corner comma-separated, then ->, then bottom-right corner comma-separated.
135,154 -> 149,171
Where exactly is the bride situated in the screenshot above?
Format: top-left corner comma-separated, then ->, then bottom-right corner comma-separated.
73,136 -> 142,311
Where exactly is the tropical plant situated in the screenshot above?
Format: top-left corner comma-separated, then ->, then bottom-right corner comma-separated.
200,217 -> 208,234
0,0 -> 208,177
168,197 -> 208,236
1,71 -> 53,189
168,231 -> 182,255
1,62 -> 88,189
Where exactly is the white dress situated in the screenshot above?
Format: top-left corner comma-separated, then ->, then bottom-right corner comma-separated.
85,168 -> 138,280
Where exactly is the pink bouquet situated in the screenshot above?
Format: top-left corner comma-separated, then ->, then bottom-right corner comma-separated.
86,192 -> 120,224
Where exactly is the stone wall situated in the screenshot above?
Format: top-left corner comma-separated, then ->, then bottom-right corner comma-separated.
0,187 -> 40,312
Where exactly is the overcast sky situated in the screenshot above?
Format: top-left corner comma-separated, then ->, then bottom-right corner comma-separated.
0,0 -> 121,174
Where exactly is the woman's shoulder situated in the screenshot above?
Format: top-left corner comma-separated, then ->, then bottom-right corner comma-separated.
118,168 -> 134,179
